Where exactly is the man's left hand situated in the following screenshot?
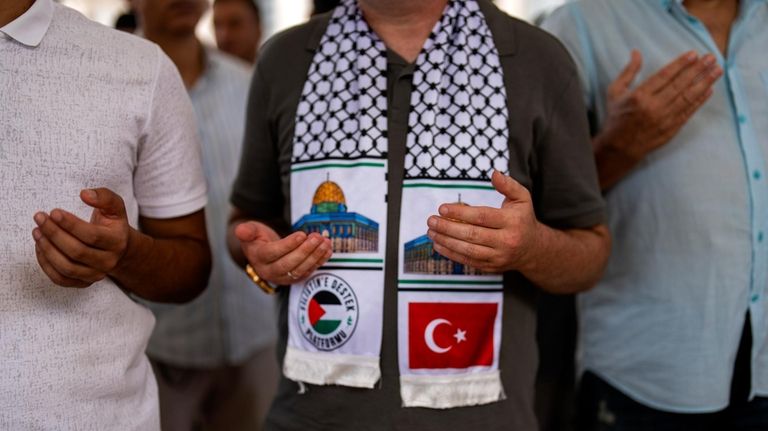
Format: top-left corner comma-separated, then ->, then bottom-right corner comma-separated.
427,170 -> 539,274
32,188 -> 132,288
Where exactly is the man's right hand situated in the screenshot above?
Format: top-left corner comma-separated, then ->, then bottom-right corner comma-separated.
593,50 -> 723,189
234,221 -> 332,285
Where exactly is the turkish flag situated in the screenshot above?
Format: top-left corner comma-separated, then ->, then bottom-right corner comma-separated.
408,302 -> 498,369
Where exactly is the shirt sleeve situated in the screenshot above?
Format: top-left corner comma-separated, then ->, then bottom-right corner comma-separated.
229,60 -> 285,224
133,46 -> 208,219
531,61 -> 605,229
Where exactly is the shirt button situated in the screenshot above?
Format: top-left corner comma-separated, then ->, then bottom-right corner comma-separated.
752,294 -> 760,303
739,114 -> 748,124
754,170 -> 762,180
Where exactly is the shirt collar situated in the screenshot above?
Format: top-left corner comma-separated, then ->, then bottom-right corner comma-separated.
661,0 -> 767,11
0,0 -> 54,47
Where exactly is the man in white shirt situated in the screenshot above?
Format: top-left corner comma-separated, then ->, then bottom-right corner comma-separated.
138,0 -> 279,429
0,0 -> 211,429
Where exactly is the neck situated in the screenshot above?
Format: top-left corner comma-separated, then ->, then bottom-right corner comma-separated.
0,0 -> 34,28
683,0 -> 738,55
144,29 -> 204,89
359,0 -> 448,63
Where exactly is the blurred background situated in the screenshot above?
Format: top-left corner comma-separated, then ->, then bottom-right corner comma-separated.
60,0 -> 568,45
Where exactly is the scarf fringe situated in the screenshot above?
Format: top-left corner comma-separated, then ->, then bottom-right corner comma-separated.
283,346 -> 381,388
400,371 -> 506,409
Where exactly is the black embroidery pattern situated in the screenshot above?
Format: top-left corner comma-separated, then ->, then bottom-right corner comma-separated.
292,0 -> 509,180
405,1 -> 509,180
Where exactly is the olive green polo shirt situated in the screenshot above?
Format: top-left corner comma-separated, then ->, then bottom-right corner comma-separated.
231,2 -> 604,429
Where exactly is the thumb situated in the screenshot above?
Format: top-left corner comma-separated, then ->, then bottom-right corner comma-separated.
609,49 -> 642,96
234,221 -> 277,244
491,170 -> 530,203
80,188 -> 126,219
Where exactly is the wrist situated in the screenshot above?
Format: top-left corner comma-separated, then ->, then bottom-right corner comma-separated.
110,227 -> 146,279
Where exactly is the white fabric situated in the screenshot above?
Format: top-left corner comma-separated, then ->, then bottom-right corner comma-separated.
144,49 -> 277,368
0,0 -> 53,46
285,0 -> 508,408
0,2 -> 207,429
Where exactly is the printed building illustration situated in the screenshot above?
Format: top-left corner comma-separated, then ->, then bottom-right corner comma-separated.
293,176 -> 379,253
403,197 -> 482,275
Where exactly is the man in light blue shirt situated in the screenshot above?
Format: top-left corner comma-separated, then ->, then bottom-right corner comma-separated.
544,0 -> 768,428
138,0 -> 278,429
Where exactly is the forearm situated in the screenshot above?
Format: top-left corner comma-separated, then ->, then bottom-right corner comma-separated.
111,227 -> 211,303
518,223 -> 610,294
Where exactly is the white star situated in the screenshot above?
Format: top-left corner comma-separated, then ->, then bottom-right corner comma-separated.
453,328 -> 467,344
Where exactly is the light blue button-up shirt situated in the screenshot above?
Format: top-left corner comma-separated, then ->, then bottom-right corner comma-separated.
143,50 -> 277,367
543,0 -> 768,413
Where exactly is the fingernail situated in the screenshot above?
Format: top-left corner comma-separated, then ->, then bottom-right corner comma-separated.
309,236 -> 320,245
83,189 -> 97,200
686,51 -> 697,61
33,213 -> 46,225
32,228 -> 41,241
702,55 -> 716,66
50,210 -> 62,223
711,67 -> 723,78
428,217 -> 437,228
427,229 -> 435,239
438,205 -> 448,216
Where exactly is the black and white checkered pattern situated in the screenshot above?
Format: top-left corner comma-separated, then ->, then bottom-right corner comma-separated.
293,0 -> 509,181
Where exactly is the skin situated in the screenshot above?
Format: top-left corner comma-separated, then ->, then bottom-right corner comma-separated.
138,0 -> 208,88
0,0 -> 33,27
33,189 -> 211,303
3,1 -> 213,302
213,0 -> 261,64
228,0 -> 610,293
593,0 -> 737,190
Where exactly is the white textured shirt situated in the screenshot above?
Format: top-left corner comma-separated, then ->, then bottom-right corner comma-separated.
0,1 -> 207,429
144,50 -> 277,367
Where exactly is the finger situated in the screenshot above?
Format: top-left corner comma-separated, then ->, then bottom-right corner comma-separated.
656,53 -> 717,104
44,209 -> 119,251
663,62 -> 721,117
491,170 -> 531,203
80,188 -> 127,219
35,212 -> 114,269
428,229 -> 495,262
34,241 -> 90,288
263,233 -> 325,278
637,50 -> 698,94
249,231 -> 308,263
431,242 -> 496,273
33,229 -> 106,284
427,215 -> 499,247
436,204 -> 506,229
287,240 -> 333,279
608,49 -> 643,97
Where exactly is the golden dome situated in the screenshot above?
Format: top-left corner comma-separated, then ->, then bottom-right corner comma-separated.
312,180 -> 346,206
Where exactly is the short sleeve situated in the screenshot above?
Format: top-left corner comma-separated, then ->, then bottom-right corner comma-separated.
533,70 -> 605,229
229,61 -> 284,222
134,47 -> 208,219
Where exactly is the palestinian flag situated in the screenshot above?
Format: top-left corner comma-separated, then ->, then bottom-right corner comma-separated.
308,291 -> 348,335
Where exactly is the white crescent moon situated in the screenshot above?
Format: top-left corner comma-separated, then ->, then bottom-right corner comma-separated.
424,318 -> 452,354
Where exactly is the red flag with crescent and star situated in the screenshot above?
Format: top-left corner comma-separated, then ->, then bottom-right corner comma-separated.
408,302 -> 498,369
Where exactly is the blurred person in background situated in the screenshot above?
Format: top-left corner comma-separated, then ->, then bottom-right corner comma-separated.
1,0 -> 211,429
543,0 -> 768,429
213,0 -> 261,65
138,0 -> 279,429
